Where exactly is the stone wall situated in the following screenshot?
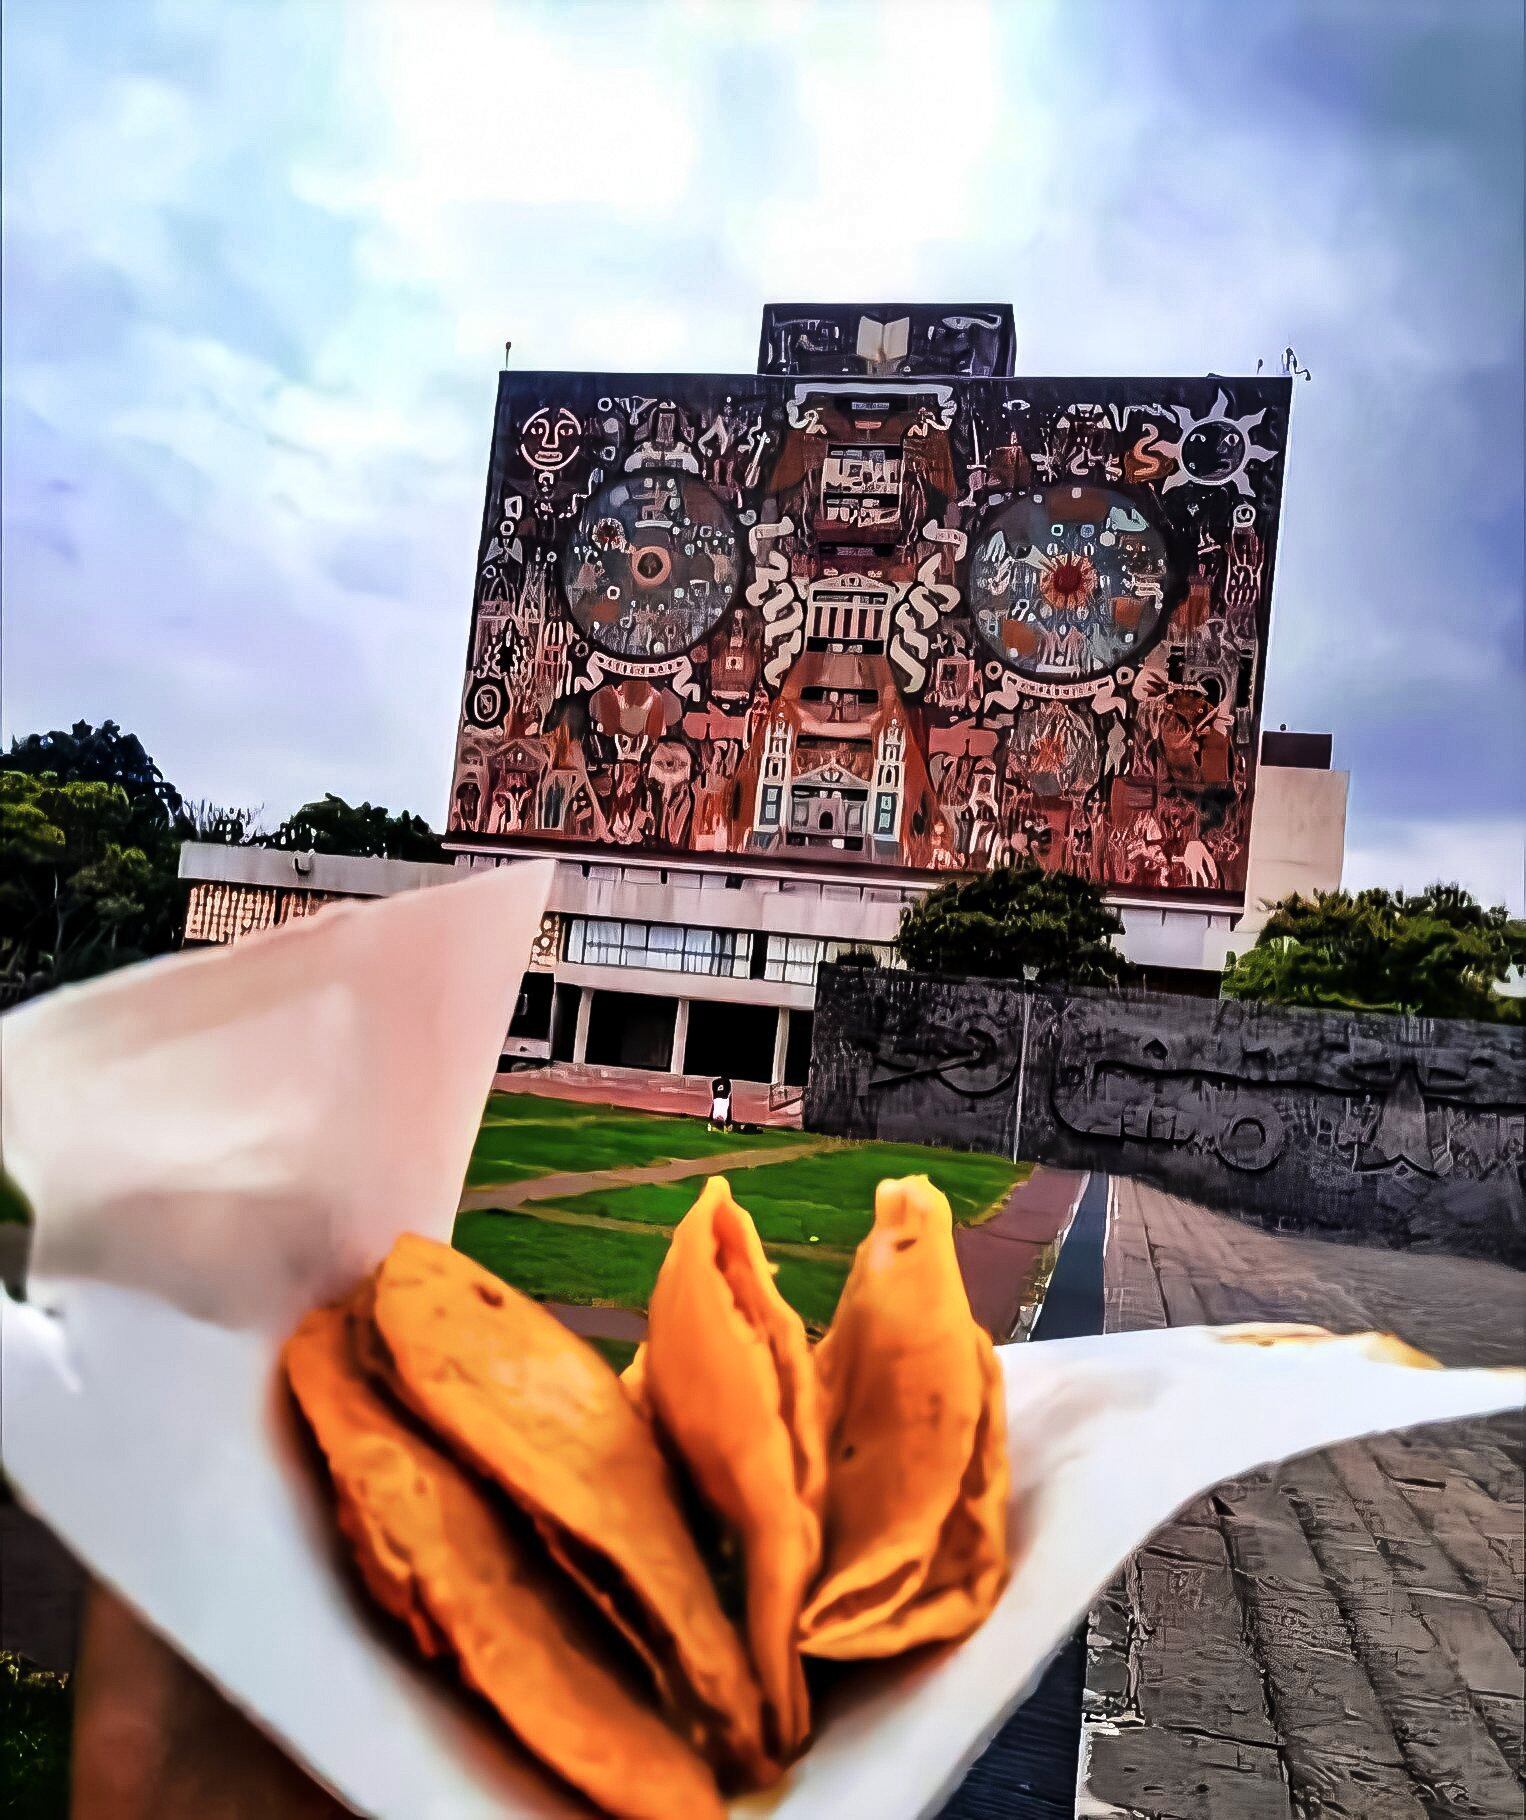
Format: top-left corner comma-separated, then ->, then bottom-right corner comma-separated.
806,966 -> 1526,1263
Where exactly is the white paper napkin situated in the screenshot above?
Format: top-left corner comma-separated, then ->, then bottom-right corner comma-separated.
3,867 -> 1521,1819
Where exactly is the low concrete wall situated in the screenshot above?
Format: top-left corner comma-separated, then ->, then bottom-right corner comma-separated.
806,967 -> 1526,1263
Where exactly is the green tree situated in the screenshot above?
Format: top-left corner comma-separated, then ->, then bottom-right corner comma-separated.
6,718 -> 185,847
5,719 -> 190,965
184,799 -> 263,846
264,794 -> 443,862
0,771 -> 157,994
895,862 -> 1129,986
1222,885 -> 1525,1023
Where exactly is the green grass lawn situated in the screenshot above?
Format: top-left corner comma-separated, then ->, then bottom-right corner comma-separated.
454,1093 -> 1028,1339
453,1206 -> 853,1336
520,1142 -> 1028,1250
464,1094 -> 802,1189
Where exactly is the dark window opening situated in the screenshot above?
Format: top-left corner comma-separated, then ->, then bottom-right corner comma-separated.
684,999 -> 777,1084
584,990 -> 677,1072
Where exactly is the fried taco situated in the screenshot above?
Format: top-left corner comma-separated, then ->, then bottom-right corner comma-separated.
799,1175 -> 1009,1659
283,1302 -> 723,1820
366,1234 -> 773,1786
641,1178 -> 825,1760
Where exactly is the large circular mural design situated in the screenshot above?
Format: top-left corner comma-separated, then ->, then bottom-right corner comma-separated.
968,484 -> 1174,683
562,471 -> 740,660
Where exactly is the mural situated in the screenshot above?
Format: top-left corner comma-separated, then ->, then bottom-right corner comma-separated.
449,329 -> 1292,900
806,968 -> 1526,1263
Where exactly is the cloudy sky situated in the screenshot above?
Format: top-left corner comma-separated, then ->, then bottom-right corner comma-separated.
4,0 -> 1522,907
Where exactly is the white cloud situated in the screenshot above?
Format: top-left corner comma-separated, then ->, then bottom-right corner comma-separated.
1,0 -> 1520,907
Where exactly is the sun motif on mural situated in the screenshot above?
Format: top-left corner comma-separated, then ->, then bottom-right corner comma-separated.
968,483 -> 1175,684
1038,552 -> 1098,612
1158,390 -> 1280,496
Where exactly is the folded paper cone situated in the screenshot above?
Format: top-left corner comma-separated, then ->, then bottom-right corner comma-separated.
4,871 -> 1523,1819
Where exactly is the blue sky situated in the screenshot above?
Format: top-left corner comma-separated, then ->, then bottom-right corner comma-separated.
3,0 -> 1522,908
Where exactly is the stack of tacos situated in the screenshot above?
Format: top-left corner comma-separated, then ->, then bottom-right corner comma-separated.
284,1174 -> 1009,1818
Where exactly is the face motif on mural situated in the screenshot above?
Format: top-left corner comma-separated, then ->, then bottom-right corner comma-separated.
969,485 -> 1175,685
520,406 -> 582,472
562,472 -> 740,660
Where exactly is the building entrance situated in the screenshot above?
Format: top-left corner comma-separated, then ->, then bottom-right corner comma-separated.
585,990 -> 676,1072
683,999 -> 777,1085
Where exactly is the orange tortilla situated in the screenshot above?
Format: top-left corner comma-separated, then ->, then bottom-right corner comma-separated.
284,1302 -> 723,1820
799,1175 -> 1009,1658
643,1178 -> 825,1760
368,1234 -> 772,1786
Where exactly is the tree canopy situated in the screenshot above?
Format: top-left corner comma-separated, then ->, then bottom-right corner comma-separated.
5,719 -> 186,846
895,862 -> 1129,986
2,724 -> 444,1002
263,794 -> 443,863
1222,885 -> 1525,1023
0,771 -> 159,995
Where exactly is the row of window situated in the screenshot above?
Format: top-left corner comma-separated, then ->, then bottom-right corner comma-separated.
561,917 -> 899,985
563,918 -> 752,977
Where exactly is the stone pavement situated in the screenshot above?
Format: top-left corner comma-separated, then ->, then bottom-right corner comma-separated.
1078,1178 -> 1525,1819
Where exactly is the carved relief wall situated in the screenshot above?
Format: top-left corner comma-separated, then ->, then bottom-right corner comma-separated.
806,967 -> 1526,1263
449,360 -> 1291,901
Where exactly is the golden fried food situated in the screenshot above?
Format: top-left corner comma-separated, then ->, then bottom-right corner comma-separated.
283,1303 -> 724,1820
367,1234 -> 772,1787
619,1342 -> 649,1417
799,1175 -> 1009,1659
642,1178 -> 825,1760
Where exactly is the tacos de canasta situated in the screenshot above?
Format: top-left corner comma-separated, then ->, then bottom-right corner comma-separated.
799,1175 -> 1010,1658
283,1302 -> 723,1820
367,1234 -> 772,1786
283,1169 -> 1014,1815
637,1178 -> 826,1761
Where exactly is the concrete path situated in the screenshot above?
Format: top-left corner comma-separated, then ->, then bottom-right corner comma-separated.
459,1136 -> 833,1215
1078,1178 -> 1526,1820
543,1302 -> 648,1343
953,1165 -> 1087,1342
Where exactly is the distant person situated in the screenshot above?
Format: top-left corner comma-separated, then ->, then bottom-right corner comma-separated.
709,1073 -> 733,1132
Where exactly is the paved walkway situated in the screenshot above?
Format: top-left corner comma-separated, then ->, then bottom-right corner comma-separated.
1079,1179 -> 1526,1819
458,1136 -> 833,1215
543,1302 -> 648,1343
954,1166 -> 1087,1342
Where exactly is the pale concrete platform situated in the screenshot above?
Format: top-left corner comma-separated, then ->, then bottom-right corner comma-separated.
494,1061 -> 804,1126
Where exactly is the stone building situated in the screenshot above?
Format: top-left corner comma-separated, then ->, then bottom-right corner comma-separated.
181,305 -> 1347,1092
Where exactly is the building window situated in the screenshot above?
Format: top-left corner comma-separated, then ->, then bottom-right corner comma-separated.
758,784 -> 782,827
764,934 -> 824,985
762,934 -> 901,986
874,792 -> 897,835
563,917 -> 752,978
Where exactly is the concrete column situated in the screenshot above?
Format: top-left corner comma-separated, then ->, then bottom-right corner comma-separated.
572,987 -> 593,1064
771,1006 -> 791,1085
670,998 -> 690,1075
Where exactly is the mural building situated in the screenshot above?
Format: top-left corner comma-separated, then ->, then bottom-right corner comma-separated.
449,305 -> 1294,903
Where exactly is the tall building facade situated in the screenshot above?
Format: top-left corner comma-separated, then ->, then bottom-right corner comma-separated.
439,304 -> 1332,1086
180,307 -> 1342,1096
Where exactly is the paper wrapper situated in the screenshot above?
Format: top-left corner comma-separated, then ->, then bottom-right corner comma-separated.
3,867 -> 1521,1820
